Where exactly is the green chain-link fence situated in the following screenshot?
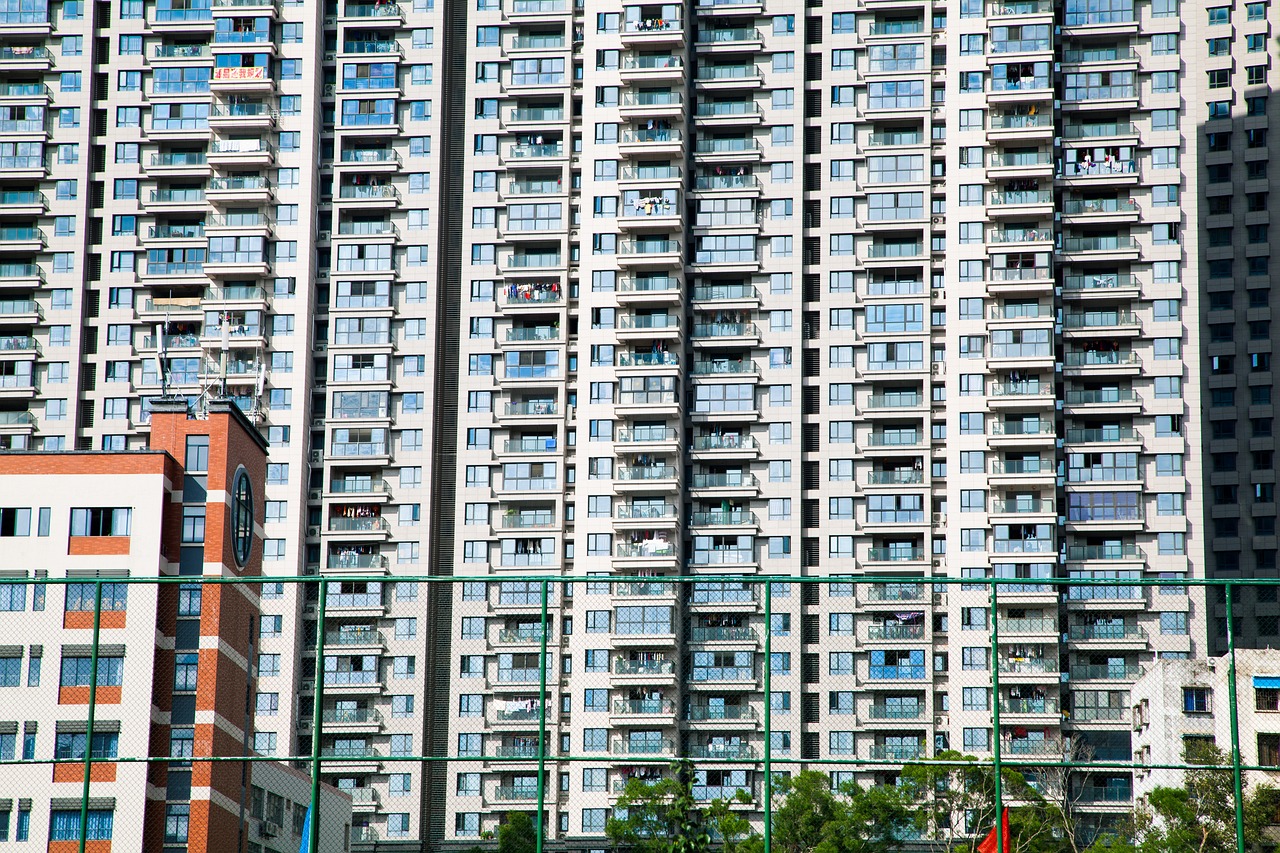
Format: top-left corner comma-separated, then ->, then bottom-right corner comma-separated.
1,574 -> 1277,853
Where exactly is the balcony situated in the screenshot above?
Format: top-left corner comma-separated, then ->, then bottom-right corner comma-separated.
866,470 -> 923,486
1065,544 -> 1142,563
1063,309 -> 1139,336
324,628 -> 384,648
618,128 -> 683,158
688,703 -> 756,722
866,548 -> 925,564
1063,273 -> 1140,299
689,510 -> 758,528
1064,426 -> 1136,444
620,15 -> 685,45
1063,387 -> 1137,408
687,743 -> 756,760
1063,197 -> 1139,219
868,744 -> 923,761
0,46 -> 53,70
1068,624 -> 1146,642
1069,665 -> 1142,681
864,584 -> 924,603
615,658 -> 675,677
492,786 -> 538,802
618,239 -> 681,267
342,1 -> 404,19
326,553 -> 387,571
504,143 -> 565,164
991,498 -> 1053,515
689,626 -> 757,643
612,738 -> 676,756
208,102 -> 276,129
327,517 -> 390,534
690,359 -> 757,378
988,227 -> 1052,246
998,658 -> 1058,675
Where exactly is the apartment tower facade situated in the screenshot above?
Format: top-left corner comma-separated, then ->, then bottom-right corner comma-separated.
1,0 -> 1271,846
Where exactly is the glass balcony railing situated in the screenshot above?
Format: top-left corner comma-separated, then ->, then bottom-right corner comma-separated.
150,189 -> 206,203
343,40 -> 400,54
339,185 -> 399,200
1064,122 -> 1138,139
1064,426 -> 1135,443
989,190 -> 1053,206
692,174 -> 759,190
504,402 -> 557,416
155,44 -> 209,58
1061,160 -> 1138,177
1068,624 -> 1145,641
0,46 -> 52,60
867,470 -> 923,485
692,322 -> 757,338
1063,273 -> 1137,291
344,2 -> 402,16
1063,198 -> 1139,215
689,510 -> 757,526
615,658 -> 674,676
511,34 -> 565,49
866,548 -> 925,563
1063,349 -> 1138,367
690,434 -> 756,452
992,498 -> 1053,514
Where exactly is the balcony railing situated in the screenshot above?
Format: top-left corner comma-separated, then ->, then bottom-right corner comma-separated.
690,510 -> 757,526
688,704 -> 756,721
615,658 -> 674,676
1070,665 -> 1142,680
1069,624 -> 1145,641
867,704 -> 924,719
1063,273 -> 1137,292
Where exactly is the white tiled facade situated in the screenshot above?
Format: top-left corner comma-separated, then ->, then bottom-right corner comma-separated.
4,0 -> 1279,846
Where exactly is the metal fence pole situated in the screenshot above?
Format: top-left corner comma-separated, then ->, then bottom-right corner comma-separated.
763,579 -> 772,852
990,580 -> 1003,853
78,580 -> 104,853
535,579 -> 549,853
1225,583 -> 1245,853
307,578 -> 328,853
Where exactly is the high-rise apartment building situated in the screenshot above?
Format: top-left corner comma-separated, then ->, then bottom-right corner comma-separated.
1,0 -> 1272,846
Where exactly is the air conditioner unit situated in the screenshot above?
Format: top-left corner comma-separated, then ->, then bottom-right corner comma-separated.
931,363 -> 941,375
307,526 -> 319,537
323,84 -> 335,96
308,489 -> 321,502
934,715 -> 947,726
932,558 -> 943,569
260,821 -> 281,838
315,342 -> 328,353
310,450 -> 323,464
318,230 -> 331,241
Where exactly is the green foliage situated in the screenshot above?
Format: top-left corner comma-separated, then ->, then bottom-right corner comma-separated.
606,761 -> 759,853
768,770 -> 915,853
497,811 -> 539,853
1084,743 -> 1275,853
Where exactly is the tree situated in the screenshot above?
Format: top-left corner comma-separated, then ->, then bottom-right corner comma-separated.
497,811 -> 538,853
606,761 -> 759,853
1085,742 -> 1280,853
768,770 -> 915,853
900,750 -> 1078,853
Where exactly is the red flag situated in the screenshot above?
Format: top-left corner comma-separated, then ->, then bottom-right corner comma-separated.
977,808 -> 1011,853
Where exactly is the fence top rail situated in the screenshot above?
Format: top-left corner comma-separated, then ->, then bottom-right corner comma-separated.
0,573 -> 1252,587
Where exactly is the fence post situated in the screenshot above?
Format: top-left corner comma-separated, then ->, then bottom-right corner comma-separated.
1225,582 -> 1245,853
78,580 -> 103,853
535,579 -> 549,853
989,579 -> 1003,853
763,578 -> 772,852
308,578 -> 328,853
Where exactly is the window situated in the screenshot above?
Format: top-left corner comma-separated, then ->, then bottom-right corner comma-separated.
50,811 -> 113,842
1183,687 -> 1210,713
